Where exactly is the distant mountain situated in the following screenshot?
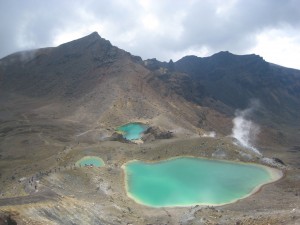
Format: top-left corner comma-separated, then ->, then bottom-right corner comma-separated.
0,32 -> 300,148
173,51 -> 300,125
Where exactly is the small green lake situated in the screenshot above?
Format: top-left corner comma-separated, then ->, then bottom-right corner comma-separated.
123,157 -> 282,207
116,122 -> 148,140
76,156 -> 105,167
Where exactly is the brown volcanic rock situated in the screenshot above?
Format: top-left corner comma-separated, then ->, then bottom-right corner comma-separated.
142,126 -> 173,142
106,132 -> 129,143
0,32 -> 126,97
0,32 -> 216,135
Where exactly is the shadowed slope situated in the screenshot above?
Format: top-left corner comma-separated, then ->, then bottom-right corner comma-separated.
175,51 -> 300,124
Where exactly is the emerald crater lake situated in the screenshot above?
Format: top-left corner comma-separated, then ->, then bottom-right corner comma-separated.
123,157 -> 282,207
116,122 -> 148,140
76,156 -> 105,167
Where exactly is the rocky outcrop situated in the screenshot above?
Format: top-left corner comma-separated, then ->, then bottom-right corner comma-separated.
106,132 -> 129,143
272,157 -> 285,166
0,212 -> 17,225
142,126 -> 173,142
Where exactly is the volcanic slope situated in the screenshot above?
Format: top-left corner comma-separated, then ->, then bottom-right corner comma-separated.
0,32 -> 219,135
175,51 -> 300,125
0,32 -> 299,224
0,32 -> 223,202
141,53 -> 300,154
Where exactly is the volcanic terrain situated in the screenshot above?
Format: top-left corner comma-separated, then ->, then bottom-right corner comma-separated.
0,32 -> 299,224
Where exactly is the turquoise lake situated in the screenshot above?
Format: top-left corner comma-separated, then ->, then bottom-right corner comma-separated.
76,156 -> 105,167
124,157 -> 281,207
117,123 -> 148,140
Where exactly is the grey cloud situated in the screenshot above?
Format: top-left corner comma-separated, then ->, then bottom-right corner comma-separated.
0,0 -> 97,56
0,0 -> 300,65
179,0 -> 300,54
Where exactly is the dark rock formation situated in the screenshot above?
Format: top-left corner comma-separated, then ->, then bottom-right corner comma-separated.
272,157 -> 286,166
0,213 -> 17,225
174,51 -> 300,125
106,132 -> 129,143
142,126 -> 173,142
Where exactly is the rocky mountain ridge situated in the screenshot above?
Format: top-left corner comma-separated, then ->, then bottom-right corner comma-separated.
1,32 -> 300,147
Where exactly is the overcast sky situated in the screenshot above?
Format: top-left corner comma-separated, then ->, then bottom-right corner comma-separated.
1,0 -> 300,69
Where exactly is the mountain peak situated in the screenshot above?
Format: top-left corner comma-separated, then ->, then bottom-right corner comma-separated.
58,31 -> 111,49
89,31 -> 100,37
211,51 -> 263,61
81,31 -> 102,42
212,51 -> 232,56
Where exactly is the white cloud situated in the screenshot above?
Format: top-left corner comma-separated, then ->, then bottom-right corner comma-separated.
141,14 -> 160,32
169,46 -> 211,61
250,28 -> 300,69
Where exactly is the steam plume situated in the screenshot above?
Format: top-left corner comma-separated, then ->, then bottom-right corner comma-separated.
231,100 -> 262,156
202,131 -> 216,138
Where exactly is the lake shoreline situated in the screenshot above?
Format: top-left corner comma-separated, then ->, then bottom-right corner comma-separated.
122,156 -> 283,208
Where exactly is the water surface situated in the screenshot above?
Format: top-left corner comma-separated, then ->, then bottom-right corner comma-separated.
76,156 -> 105,167
123,157 -> 281,207
116,122 -> 148,140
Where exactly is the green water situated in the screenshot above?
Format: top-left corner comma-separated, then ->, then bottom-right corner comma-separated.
116,122 -> 148,140
76,156 -> 105,167
124,157 -> 280,207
